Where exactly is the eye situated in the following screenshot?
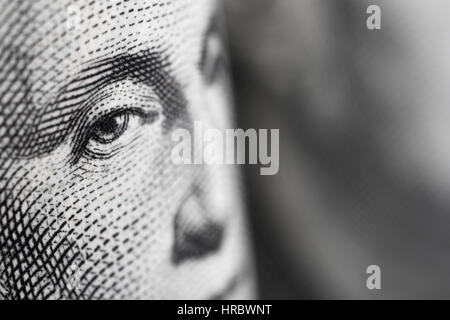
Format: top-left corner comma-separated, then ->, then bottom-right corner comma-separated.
91,112 -> 129,144
79,108 -> 160,160
201,31 -> 227,84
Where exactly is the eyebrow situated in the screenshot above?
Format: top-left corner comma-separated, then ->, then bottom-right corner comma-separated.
62,48 -> 187,127
16,49 -> 188,160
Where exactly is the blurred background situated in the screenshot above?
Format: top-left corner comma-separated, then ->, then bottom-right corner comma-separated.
224,0 -> 450,299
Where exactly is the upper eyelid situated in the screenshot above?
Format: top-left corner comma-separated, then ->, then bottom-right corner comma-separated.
75,81 -> 162,130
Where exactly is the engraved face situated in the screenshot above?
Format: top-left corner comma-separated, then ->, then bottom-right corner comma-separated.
0,0 -> 253,299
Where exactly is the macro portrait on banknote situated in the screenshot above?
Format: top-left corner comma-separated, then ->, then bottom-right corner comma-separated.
2,0 -> 450,302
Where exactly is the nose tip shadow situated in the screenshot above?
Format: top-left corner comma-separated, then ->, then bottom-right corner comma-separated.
171,194 -> 225,265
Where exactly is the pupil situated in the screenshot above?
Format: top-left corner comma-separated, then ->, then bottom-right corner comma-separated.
97,117 -> 119,136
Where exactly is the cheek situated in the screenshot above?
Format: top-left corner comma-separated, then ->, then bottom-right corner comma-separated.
0,125 -> 195,299
63,128 -> 194,298
0,160 -> 89,299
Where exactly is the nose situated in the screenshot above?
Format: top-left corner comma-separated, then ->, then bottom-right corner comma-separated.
171,187 -> 225,265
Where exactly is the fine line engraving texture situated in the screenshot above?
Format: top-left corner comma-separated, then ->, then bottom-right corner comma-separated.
0,0 -> 254,300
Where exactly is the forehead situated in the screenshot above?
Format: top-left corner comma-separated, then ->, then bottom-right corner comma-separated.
0,0 -> 214,99
1,0 -> 213,53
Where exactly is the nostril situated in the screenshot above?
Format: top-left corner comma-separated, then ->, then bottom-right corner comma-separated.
171,195 -> 225,265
